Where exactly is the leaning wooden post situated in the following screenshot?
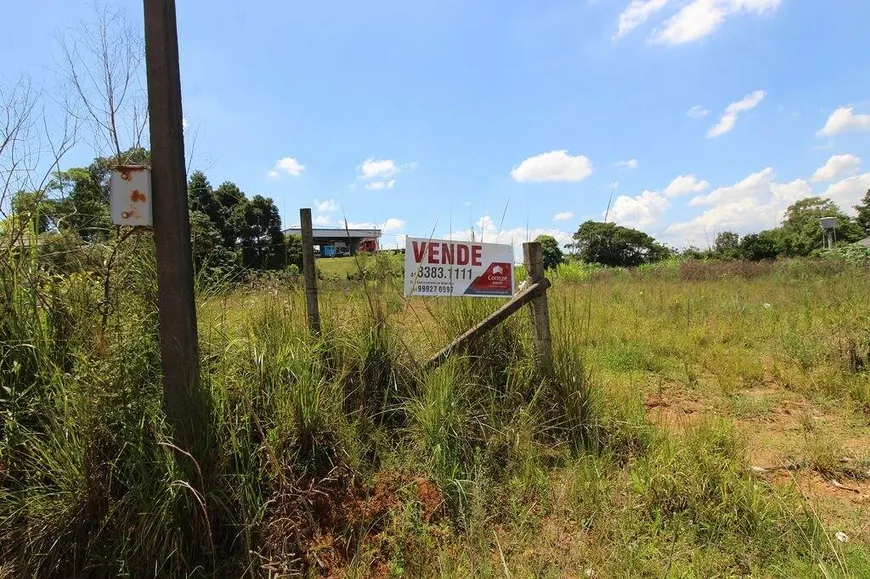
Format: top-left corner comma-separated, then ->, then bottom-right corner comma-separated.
300,208 -> 321,335
523,241 -> 553,375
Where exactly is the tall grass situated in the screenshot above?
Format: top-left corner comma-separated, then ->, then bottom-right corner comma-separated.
2,238 -> 868,576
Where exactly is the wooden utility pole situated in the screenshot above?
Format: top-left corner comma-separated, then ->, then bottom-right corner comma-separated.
144,0 -> 202,450
300,208 -> 321,334
523,241 -> 553,375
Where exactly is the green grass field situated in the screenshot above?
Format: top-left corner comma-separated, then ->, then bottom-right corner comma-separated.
2,250 -> 870,577
315,256 -> 361,279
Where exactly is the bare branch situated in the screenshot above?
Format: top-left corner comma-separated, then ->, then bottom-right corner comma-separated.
56,1 -> 146,162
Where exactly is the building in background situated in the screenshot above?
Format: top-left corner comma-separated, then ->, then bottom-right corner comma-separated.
282,226 -> 381,256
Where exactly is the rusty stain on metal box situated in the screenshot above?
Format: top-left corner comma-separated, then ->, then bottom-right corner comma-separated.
111,166 -> 152,227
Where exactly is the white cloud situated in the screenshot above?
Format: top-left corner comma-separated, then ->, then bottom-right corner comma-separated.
707,90 -> 766,138
687,105 -> 710,118
818,107 -> 870,137
510,150 -> 594,183
689,167 -> 774,206
608,190 -> 671,229
356,158 -> 415,188
382,218 -> 406,233
811,154 -> 862,183
448,215 -> 573,261
665,174 -> 709,197
272,156 -> 305,177
365,179 -> 396,190
653,0 -> 781,45
358,158 -> 399,180
315,198 -> 338,213
666,168 -> 812,245
614,158 -> 639,169
267,170 -> 279,178
615,0 -> 671,38
653,0 -> 725,44
823,172 -> 870,215
553,211 -> 574,221
345,221 -> 374,229
313,215 -> 331,227
344,218 -> 406,233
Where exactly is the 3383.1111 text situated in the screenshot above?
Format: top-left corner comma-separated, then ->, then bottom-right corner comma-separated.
411,266 -> 475,280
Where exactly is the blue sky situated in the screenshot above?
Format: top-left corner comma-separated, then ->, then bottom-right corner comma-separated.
4,0 -> 870,251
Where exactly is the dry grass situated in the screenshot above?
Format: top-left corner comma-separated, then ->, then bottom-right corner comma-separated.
4,255 -> 870,577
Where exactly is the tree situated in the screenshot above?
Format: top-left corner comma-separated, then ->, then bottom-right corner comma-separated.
855,189 -> 870,236
1,76 -> 75,249
285,234 -> 304,270
189,210 -> 223,270
739,229 -> 785,261
214,181 -> 246,248
11,191 -> 52,234
187,171 -> 218,219
572,221 -> 670,267
233,195 -> 285,270
680,246 -> 711,260
782,197 -> 864,254
60,3 -> 147,159
535,234 -> 564,270
713,231 -> 741,260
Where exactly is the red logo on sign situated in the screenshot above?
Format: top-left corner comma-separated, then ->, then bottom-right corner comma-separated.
464,262 -> 513,296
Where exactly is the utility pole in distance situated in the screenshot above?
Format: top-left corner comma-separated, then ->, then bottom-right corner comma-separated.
144,0 -> 202,452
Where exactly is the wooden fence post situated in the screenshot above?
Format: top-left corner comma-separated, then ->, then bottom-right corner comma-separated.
300,208 -> 321,335
426,278 -> 551,370
523,241 -> 553,375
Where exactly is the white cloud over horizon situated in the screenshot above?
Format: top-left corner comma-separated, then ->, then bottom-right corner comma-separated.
553,211 -> 574,221
345,218 -> 407,234
823,173 -> 870,215
448,215 -> 573,261
707,90 -> 766,138
811,154 -> 861,183
511,150 -> 594,183
608,190 -> 671,229
666,168 -> 815,245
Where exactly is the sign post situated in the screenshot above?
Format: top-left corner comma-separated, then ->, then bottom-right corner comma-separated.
523,241 -> 553,375
410,238 -> 553,375
404,237 -> 515,298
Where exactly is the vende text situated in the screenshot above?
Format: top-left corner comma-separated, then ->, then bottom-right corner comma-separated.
412,241 -> 482,266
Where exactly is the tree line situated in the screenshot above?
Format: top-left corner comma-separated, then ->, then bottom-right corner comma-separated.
535,193 -> 870,269
7,146 -> 304,276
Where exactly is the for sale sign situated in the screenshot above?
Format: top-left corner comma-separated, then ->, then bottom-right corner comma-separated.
404,237 -> 515,298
